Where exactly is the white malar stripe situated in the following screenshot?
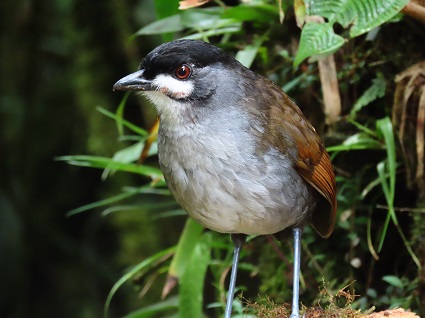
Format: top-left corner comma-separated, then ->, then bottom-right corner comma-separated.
142,91 -> 191,132
152,74 -> 194,99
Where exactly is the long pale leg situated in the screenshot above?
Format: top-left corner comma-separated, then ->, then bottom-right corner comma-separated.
224,234 -> 246,318
290,227 -> 303,318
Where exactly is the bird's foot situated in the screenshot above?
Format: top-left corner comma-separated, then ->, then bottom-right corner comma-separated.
289,312 -> 306,318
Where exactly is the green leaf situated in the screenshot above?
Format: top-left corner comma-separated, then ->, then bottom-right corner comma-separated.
104,247 -> 175,318
326,133 -> 383,152
96,106 -> 148,136
350,73 -> 386,117
294,0 -> 307,27
115,92 -> 129,136
134,15 -> 184,36
179,232 -> 212,318
183,26 -> 241,40
305,0 -> 410,37
168,218 -> 205,279
154,0 -> 179,20
294,22 -> 345,67
376,117 -> 396,202
375,118 -> 420,268
235,33 -> 268,68
100,201 -> 178,216
221,4 -> 279,23
65,185 -> 170,217
382,275 -> 404,289
348,0 -> 410,37
66,191 -> 137,216
123,296 -> 179,318
56,155 -> 163,179
180,8 -> 224,29
112,141 -> 144,163
346,118 -> 377,137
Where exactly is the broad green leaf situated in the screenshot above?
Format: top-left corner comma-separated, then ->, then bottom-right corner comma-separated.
180,8 -> 224,29
112,141 -> 144,164
348,0 -> 409,37
294,22 -> 345,67
154,0 -> 179,20
306,0 -> 354,25
382,275 -> 404,289
350,73 -> 386,117
134,15 -> 184,36
179,232 -> 212,318
221,4 -> 279,23
235,33 -> 268,68
305,0 -> 410,37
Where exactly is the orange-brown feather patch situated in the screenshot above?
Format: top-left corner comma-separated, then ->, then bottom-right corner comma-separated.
296,142 -> 337,238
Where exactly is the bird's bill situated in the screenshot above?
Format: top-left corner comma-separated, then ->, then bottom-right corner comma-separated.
113,69 -> 153,91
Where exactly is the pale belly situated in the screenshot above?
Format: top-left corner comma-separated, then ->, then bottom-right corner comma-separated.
158,130 -> 316,235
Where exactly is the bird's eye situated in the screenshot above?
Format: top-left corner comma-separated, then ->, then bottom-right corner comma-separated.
174,64 -> 191,80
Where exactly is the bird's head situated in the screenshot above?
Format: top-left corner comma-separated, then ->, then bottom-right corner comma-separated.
113,40 -> 247,126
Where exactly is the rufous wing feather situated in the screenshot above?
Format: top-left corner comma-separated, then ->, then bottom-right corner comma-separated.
295,138 -> 337,238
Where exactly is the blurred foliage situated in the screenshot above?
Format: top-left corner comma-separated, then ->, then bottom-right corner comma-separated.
2,0 -> 425,317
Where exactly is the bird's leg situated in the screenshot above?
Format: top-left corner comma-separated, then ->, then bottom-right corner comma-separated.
224,234 -> 246,318
290,227 -> 304,318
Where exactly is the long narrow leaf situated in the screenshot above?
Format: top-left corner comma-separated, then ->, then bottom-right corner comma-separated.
376,161 -> 392,252
377,118 -> 396,201
375,118 -> 421,268
66,191 -> 136,216
347,118 -> 377,137
104,247 -> 175,318
123,296 -> 179,318
57,155 -> 163,179
96,106 -> 148,137
115,92 -> 129,136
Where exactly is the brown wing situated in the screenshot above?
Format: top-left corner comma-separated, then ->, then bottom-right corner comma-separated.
295,135 -> 337,238
250,76 -> 337,238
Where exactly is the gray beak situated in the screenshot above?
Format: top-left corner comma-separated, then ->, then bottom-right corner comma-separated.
113,69 -> 153,91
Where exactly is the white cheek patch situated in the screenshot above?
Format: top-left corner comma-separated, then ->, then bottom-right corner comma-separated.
142,91 -> 190,131
152,74 -> 194,99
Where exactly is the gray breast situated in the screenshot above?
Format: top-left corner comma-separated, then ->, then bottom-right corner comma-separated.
157,110 -> 316,235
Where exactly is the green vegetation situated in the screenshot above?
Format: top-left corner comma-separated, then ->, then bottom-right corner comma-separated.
3,0 -> 425,317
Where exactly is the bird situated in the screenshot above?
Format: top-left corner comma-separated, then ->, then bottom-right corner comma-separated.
113,39 -> 337,318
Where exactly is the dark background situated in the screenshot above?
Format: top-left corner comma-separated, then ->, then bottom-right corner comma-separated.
0,0 -> 167,317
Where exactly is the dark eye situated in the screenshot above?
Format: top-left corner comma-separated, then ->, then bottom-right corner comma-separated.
174,64 -> 191,79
